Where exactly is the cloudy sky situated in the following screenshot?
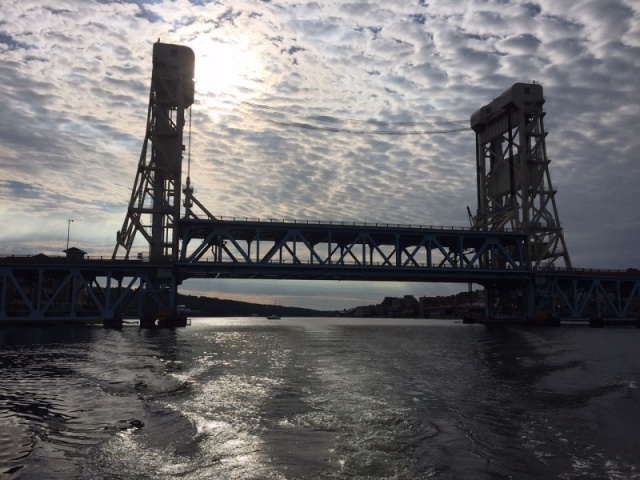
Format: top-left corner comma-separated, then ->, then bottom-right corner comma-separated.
1,0 -> 639,310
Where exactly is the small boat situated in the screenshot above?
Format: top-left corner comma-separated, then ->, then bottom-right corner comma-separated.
266,314 -> 281,320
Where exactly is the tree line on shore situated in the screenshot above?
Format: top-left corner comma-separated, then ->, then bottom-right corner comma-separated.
177,293 -> 335,317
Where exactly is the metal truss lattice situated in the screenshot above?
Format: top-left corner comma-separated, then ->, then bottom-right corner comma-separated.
177,219 -> 530,283
470,83 -> 572,272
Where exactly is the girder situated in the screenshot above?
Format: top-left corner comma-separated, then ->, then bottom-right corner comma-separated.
4,256 -> 636,323
178,218 -> 529,282
534,271 -> 640,320
0,258 -> 177,323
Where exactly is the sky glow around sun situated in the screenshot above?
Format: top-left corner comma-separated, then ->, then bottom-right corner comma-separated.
190,35 -> 266,126
194,40 -> 262,97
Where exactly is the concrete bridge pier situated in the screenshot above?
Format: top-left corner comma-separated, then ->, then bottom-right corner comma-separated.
139,308 -> 188,329
103,314 -> 123,329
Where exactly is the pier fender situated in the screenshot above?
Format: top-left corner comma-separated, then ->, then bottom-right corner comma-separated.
547,316 -> 561,327
140,309 -> 188,328
139,313 -> 157,329
103,314 -> 123,329
589,317 -> 604,328
157,309 -> 188,328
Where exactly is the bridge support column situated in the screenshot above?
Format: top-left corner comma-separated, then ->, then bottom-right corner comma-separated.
140,312 -> 157,329
139,308 -> 187,328
158,309 -> 187,328
103,313 -> 123,329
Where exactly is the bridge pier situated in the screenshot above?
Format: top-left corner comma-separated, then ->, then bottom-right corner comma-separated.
158,309 -> 188,328
589,317 -> 604,328
103,314 -> 123,329
139,313 -> 156,329
139,308 -> 187,329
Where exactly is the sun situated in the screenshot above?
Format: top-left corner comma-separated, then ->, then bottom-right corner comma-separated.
193,40 -> 261,98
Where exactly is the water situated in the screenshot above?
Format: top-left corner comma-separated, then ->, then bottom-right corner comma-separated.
1,318 -> 638,479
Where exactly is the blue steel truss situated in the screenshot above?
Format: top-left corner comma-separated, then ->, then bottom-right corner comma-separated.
0,258 -> 177,323
178,218 -> 530,283
2,253 -> 638,323
534,270 -> 640,320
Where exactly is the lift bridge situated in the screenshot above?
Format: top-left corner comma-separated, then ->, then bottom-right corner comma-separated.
1,42 -> 639,328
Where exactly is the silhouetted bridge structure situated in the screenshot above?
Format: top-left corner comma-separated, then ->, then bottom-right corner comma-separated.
1,43 -> 639,327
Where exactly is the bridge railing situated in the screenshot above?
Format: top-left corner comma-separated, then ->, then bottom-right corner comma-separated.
177,257 -> 526,269
539,266 -> 636,275
0,254 -> 143,262
212,215 -> 478,231
2,253 -> 633,276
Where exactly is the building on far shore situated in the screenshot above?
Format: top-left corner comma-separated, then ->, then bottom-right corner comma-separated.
344,290 -> 485,318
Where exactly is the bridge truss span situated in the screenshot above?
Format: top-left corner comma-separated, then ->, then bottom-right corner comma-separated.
0,258 -> 180,325
178,218 -> 531,283
535,270 -> 640,321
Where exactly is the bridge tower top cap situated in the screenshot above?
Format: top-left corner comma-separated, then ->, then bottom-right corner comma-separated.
470,82 -> 544,131
152,42 -> 195,78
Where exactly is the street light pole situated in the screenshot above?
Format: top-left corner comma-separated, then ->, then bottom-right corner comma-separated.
66,219 -> 74,250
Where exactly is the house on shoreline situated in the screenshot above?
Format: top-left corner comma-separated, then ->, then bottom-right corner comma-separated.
344,290 -> 485,318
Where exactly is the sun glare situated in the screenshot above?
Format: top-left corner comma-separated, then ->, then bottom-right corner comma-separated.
194,41 -> 261,98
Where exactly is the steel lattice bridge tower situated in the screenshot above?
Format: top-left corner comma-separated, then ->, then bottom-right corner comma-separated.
113,43 -> 197,263
469,83 -> 573,321
1,43 -> 639,327
470,83 -> 571,271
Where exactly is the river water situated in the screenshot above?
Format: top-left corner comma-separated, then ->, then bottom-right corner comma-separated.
0,318 -> 638,479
